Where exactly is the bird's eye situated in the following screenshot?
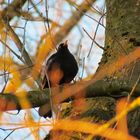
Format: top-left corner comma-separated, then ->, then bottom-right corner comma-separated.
60,43 -> 64,46
58,43 -> 64,49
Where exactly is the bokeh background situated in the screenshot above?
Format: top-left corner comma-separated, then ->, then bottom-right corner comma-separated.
0,0 -> 105,139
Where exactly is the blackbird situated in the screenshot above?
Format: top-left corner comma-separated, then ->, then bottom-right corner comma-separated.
39,40 -> 78,117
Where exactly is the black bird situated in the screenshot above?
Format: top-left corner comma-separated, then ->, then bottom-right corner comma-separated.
39,40 -> 78,117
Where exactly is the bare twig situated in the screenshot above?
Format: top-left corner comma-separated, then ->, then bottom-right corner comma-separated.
80,57 -> 85,79
28,0 -> 42,10
85,0 -> 103,15
52,0 -> 96,45
83,27 -> 105,50
0,65 -> 33,79
87,12 -> 106,57
3,130 -> 15,140
127,74 -> 140,102
3,21 -> 33,66
44,0 -> 57,50
65,0 -> 105,28
0,39 -> 24,63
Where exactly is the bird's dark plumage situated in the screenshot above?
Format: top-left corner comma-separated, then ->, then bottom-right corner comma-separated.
42,41 -> 78,88
39,41 -> 78,117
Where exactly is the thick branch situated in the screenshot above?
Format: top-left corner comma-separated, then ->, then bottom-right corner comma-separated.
0,47 -> 140,111
0,89 -> 50,111
0,78 -> 139,112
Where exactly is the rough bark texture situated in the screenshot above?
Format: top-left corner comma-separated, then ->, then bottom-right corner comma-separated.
100,0 -> 140,62
99,0 -> 140,82
98,1 -> 140,137
1,78 -> 140,112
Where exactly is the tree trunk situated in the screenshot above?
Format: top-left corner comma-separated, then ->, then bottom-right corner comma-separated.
99,1 -> 140,137
99,0 -> 140,83
102,0 -> 140,138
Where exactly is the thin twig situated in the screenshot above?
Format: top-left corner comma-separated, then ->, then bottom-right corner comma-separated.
30,0 -> 44,17
66,0 -> 105,28
80,57 -> 85,79
0,39 -> 24,63
87,12 -> 106,57
44,0 -> 57,50
28,0 -> 42,10
0,65 -> 33,77
127,74 -> 140,102
3,21 -> 33,65
21,19 -> 28,59
3,130 -> 15,140
85,0 -> 103,15
83,27 -> 105,50
3,21 -> 41,87
44,0 -> 55,120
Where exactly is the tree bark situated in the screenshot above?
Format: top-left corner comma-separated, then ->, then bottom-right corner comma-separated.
99,0 -> 140,83
1,78 -> 140,112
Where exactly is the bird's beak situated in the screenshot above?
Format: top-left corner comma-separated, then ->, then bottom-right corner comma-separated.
64,40 -> 68,46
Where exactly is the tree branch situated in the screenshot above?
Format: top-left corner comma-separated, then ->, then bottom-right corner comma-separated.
53,0 -> 96,44
1,0 -> 27,21
3,22 -> 33,66
0,0 -> 33,65
0,78 -> 139,112
0,47 -> 140,112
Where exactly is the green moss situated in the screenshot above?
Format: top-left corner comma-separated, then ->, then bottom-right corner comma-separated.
99,0 -> 140,68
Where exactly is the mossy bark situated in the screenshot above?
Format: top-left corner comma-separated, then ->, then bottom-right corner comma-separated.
98,0 -> 140,138
100,0 -> 140,63
99,0 -> 140,82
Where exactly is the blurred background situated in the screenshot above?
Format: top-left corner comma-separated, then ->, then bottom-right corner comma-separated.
0,0 -> 105,139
